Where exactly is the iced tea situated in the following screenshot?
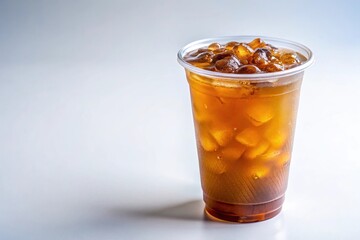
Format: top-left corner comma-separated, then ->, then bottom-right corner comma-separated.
178,37 -> 313,223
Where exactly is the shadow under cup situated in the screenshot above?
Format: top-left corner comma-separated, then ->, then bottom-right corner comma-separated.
178,36 -> 314,223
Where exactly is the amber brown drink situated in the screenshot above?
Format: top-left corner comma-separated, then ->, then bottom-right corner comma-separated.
178,36 -> 313,223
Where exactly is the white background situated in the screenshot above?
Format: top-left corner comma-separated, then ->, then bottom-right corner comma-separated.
1,0 -> 360,239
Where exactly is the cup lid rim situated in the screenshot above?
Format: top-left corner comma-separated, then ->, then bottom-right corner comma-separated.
177,35 -> 314,80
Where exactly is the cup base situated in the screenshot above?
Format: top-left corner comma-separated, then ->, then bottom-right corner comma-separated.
204,194 -> 284,223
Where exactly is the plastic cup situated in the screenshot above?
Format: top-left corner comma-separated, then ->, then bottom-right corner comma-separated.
177,36 -> 313,223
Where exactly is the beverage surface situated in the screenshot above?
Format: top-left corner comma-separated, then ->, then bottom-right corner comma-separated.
184,38 -> 307,74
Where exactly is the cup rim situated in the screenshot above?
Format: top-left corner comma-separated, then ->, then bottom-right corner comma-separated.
177,35 -> 314,80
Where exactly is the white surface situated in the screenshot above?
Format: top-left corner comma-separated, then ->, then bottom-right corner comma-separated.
1,0 -> 360,239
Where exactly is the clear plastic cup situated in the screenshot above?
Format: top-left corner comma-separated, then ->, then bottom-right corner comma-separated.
177,36 -> 314,223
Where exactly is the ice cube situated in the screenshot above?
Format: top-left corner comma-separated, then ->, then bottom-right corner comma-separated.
265,62 -> 284,72
244,140 -> 270,159
235,128 -> 260,147
276,152 -> 291,167
212,47 -> 226,54
210,129 -> 234,147
248,38 -> 266,50
265,128 -> 288,149
280,52 -> 300,65
199,130 -> 218,152
252,48 -> 272,65
185,51 -> 214,63
258,148 -> 281,162
190,88 -> 213,123
186,48 -> 207,57
192,101 -> 208,123
208,42 -> 221,51
234,43 -> 254,64
221,145 -> 245,161
225,41 -> 239,50
192,107 -> 206,123
215,56 -> 240,73
191,101 -> 212,123
246,103 -> 274,126
263,44 -> 278,52
212,51 -> 233,62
